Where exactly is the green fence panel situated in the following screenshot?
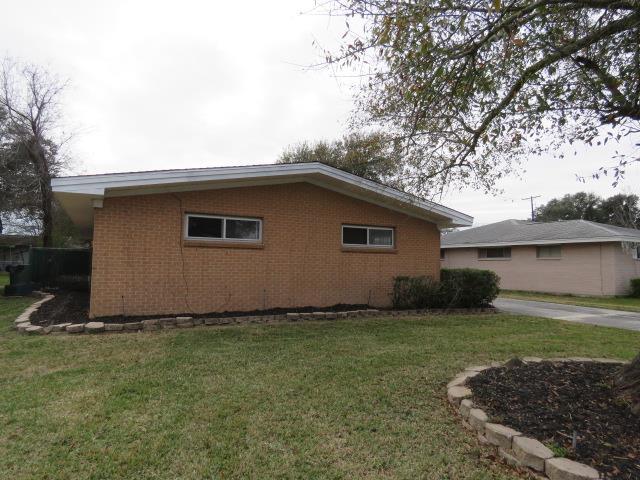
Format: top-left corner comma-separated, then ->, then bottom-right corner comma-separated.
29,247 -> 92,290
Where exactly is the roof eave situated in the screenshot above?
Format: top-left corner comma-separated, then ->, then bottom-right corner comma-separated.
52,163 -> 472,231
442,236 -> 640,248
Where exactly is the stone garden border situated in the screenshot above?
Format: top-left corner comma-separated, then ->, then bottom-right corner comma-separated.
447,358 -> 629,480
12,293 -> 498,336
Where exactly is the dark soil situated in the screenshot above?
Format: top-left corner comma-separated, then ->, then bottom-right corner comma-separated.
30,290 -> 90,326
468,360 -> 640,479
29,290 -> 370,325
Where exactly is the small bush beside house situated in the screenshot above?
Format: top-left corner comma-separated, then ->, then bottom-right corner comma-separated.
392,268 -> 500,309
631,278 -> 640,298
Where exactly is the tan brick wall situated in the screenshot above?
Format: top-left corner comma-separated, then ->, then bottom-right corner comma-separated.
90,182 -> 440,317
441,242 -> 628,296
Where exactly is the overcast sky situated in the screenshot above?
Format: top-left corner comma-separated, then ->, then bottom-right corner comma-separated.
2,0 -> 638,225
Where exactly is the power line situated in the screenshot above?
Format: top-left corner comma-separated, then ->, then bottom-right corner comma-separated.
522,195 -> 542,221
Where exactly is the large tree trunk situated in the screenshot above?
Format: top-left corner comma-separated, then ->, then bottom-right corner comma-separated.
28,139 -> 53,247
615,351 -> 640,415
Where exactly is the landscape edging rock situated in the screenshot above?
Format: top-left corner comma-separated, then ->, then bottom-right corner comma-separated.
13,297 -> 498,336
447,359 -> 617,480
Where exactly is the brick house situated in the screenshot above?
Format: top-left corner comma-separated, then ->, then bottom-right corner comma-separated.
52,163 -> 471,318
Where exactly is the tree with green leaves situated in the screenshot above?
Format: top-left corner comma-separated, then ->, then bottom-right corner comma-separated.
277,131 -> 406,189
534,191 -> 639,227
534,192 -> 602,223
323,0 -> 640,194
599,193 -> 640,228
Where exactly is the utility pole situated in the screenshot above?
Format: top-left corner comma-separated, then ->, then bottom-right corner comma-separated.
522,195 -> 541,221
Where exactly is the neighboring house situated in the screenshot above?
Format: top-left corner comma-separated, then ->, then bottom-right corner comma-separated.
52,163 -> 471,318
441,219 -> 640,296
0,235 -> 38,270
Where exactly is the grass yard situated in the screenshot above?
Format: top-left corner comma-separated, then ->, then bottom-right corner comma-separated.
500,290 -> 640,313
0,272 -> 8,287
1,296 -> 639,479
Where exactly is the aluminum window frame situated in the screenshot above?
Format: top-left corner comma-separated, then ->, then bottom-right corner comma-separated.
536,245 -> 562,259
184,213 -> 262,243
341,224 -> 395,248
478,247 -> 511,260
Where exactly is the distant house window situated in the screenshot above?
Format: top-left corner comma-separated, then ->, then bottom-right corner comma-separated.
478,247 -> 511,259
440,249 -> 446,260
342,225 -> 394,248
537,245 -> 562,259
185,214 -> 261,242
633,245 -> 640,260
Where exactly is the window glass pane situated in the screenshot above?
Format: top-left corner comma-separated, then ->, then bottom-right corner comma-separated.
225,219 -> 260,240
343,227 -> 367,245
440,249 -> 445,260
537,245 -> 561,258
480,247 -> 510,258
369,228 -> 393,246
188,216 -> 222,238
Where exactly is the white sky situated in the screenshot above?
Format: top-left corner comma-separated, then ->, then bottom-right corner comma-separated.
2,0 -> 638,225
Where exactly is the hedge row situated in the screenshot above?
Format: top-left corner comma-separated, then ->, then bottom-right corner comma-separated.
631,278 -> 640,298
392,268 -> 500,309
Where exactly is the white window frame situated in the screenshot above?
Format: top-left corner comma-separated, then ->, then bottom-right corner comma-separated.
184,213 -> 262,243
342,224 -> 394,248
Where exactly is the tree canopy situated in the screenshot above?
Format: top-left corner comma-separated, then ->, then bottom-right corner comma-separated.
0,59 -> 70,245
324,0 -> 640,194
277,131 -> 406,189
534,191 -> 639,227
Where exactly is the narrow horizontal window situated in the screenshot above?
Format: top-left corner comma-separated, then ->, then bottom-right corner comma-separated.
537,245 -> 561,258
342,225 -> 394,248
185,214 -> 262,242
478,247 -> 511,259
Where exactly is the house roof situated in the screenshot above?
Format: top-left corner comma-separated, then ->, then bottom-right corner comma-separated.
442,219 -> 640,248
52,162 -> 472,234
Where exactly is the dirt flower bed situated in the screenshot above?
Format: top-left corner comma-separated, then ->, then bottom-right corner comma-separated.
29,290 -> 370,325
467,360 -> 640,479
30,291 -> 90,326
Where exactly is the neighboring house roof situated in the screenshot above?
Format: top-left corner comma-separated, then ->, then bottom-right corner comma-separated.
52,162 -> 472,233
442,219 -> 640,248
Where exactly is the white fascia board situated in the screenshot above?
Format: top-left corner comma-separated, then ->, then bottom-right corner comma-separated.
442,236 -> 640,249
52,163 -> 473,227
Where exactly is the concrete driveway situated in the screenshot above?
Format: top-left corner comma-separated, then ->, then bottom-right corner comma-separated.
494,297 -> 640,332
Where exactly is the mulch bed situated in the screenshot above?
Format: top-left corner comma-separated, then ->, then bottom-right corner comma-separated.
28,290 -> 370,325
30,290 -> 90,326
468,360 -> 640,479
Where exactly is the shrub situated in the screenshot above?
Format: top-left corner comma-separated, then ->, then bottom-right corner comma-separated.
392,269 -> 500,309
631,278 -> 640,298
440,268 -> 501,308
392,276 -> 442,310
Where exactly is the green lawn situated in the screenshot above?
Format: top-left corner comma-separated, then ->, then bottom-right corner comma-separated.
0,272 -> 8,287
500,290 -> 640,312
1,296 -> 639,479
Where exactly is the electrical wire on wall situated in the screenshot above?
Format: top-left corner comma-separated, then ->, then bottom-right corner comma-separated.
173,193 -> 195,314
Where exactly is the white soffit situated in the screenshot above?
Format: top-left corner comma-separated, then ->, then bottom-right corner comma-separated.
52,163 -> 473,231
